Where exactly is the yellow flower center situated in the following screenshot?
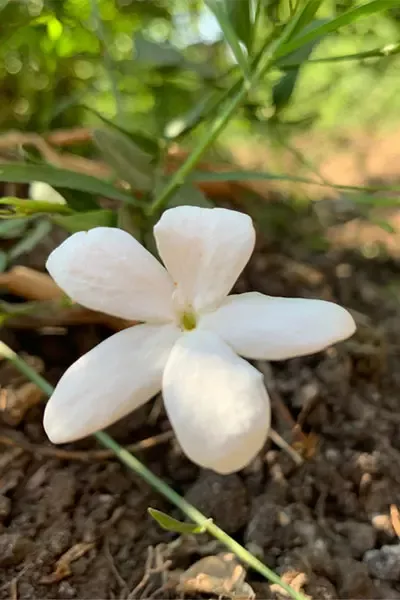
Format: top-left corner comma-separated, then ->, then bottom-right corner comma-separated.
181,311 -> 197,331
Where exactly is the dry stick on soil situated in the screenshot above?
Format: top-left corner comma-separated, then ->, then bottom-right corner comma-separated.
0,341 -> 306,600
0,429 -> 174,461
269,428 -> 304,466
0,266 -> 132,330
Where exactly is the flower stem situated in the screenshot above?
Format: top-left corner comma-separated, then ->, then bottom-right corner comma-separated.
147,83 -> 249,216
0,341 -> 307,600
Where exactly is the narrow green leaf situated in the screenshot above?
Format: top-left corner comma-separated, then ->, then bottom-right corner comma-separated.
190,170 -> 400,196
134,34 -> 184,67
164,93 -> 215,140
148,508 -> 211,535
276,0 -> 397,59
93,129 -> 153,192
278,42 -> 400,69
0,197 -> 72,215
205,0 -> 251,79
346,195 -> 400,207
225,0 -> 252,49
52,210 -> 117,233
7,219 -> 52,262
370,218 -> 397,234
0,163 -> 139,206
117,204 -> 144,240
82,106 -> 159,156
54,188 -> 99,212
273,24 -> 327,113
288,0 -> 324,39
0,218 -> 29,239
0,251 -> 7,273
167,183 -> 213,209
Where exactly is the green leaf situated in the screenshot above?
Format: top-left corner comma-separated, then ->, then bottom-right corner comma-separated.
0,163 -> 139,206
0,197 -> 72,215
82,106 -> 159,156
276,0 -> 397,59
272,21 -> 328,113
134,34 -> 184,67
164,92 -> 215,140
148,508 -> 212,535
225,0 -> 252,49
370,218 -> 397,234
205,0 -> 251,79
56,188 -> 99,212
167,183 -> 213,209
346,194 -> 400,207
7,219 -> 52,262
0,251 -> 7,273
93,129 -> 153,192
288,0 -> 324,39
190,171 -> 400,196
117,204 -> 144,240
52,210 -> 117,233
0,218 -> 29,240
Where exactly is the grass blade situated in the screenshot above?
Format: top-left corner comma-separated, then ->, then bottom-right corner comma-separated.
0,163 -> 139,206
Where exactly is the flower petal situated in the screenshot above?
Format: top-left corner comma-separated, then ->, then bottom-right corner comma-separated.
154,206 -> 255,312
162,329 -> 270,474
44,323 -> 180,443
200,292 -> 356,360
46,227 -> 175,322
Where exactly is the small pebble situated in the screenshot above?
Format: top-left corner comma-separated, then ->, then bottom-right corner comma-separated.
364,544 -> 400,581
185,471 -> 249,534
0,495 -> 11,522
0,532 -> 33,567
335,521 -> 377,557
336,558 -> 376,599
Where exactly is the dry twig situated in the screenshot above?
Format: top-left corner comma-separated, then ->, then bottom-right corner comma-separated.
0,429 -> 174,462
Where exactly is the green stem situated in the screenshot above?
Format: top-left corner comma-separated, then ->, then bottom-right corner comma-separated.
0,342 -> 307,600
148,83 -> 248,216
279,41 -> 400,68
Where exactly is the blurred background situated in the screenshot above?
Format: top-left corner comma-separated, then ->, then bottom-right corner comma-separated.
1,0 -> 400,256
2,1 -> 399,165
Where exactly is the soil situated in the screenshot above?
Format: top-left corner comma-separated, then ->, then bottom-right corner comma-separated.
1,199 -> 400,599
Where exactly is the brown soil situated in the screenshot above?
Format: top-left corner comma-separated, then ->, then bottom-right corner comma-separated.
1,213 -> 400,600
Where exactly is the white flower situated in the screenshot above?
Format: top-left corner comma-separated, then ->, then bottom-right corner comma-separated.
44,206 -> 356,474
30,182 -> 66,205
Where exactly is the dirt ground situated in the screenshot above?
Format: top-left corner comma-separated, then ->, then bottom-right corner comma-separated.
1,206 -> 400,600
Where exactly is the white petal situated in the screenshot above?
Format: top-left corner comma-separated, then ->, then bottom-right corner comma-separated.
46,227 -> 175,322
30,181 -> 66,205
200,292 -> 356,360
44,323 -> 180,443
154,206 -> 255,312
163,329 -> 270,474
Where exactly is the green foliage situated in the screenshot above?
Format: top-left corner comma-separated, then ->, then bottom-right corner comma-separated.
52,209 -> 117,232
0,0 -> 398,137
93,128 -> 154,191
1,0 -> 399,229
148,508 -> 212,535
0,163 -> 136,205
